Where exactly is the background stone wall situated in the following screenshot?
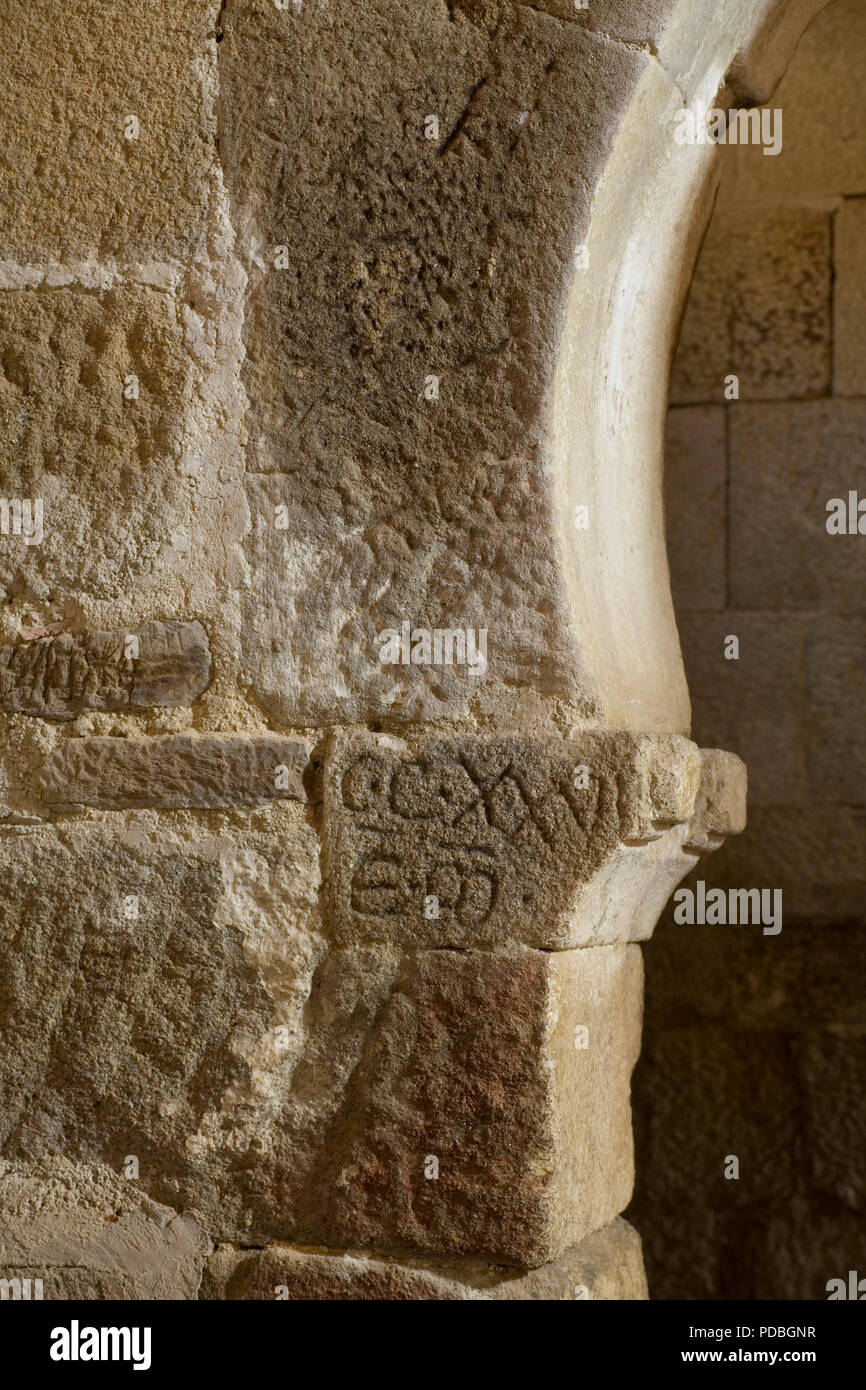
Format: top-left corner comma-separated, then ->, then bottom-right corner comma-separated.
632,0 -> 866,1300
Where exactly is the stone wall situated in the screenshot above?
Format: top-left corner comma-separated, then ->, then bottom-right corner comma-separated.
632,0 -> 866,1300
0,0 -> 830,1301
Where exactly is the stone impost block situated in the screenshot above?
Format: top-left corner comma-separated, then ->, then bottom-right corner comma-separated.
683,748 -> 748,853
202,1217 -> 648,1301
323,729 -> 739,949
34,733 -> 310,811
0,1157 -> 208,1300
0,621 -> 211,719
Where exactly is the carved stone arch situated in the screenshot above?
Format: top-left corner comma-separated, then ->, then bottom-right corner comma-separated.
546,0 -> 835,732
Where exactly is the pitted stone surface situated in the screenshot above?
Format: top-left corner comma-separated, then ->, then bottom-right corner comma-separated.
34,733 -> 310,810
260,942 -> 642,1266
0,286 -> 194,605
0,0 -> 219,260
670,207 -> 831,404
0,817 -> 324,1245
323,729 -> 704,948
202,1216 -> 648,1300
0,1157 -> 208,1300
219,0 -> 645,726
0,621 -> 211,719
0,0 -> 773,1300
0,819 -> 639,1265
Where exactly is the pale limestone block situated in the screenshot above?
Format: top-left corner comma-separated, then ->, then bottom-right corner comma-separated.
0,1157 -> 208,1300
670,208 -> 831,404
729,0 -> 866,200
803,614 -> 866,805
663,406 -> 726,612
730,401 -> 866,611
677,611 -> 806,808
202,1217 -> 648,1300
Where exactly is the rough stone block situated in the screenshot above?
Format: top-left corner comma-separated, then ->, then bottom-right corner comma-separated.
635,1024 -> 799,1210
240,942 -> 643,1266
202,1217 -> 648,1301
34,733 -> 310,810
0,621 -> 211,719
0,286 -> 194,605
323,729 -> 706,949
796,1034 -> 866,1211
730,0 -> 866,201
834,198 -> 866,396
218,1 -> 645,724
730,401 -> 866,611
0,0 -> 218,260
676,611 -> 806,808
629,1022 -> 800,1296
744,1196 -> 866,1302
0,1157 -> 208,1300
0,816 -> 324,1247
663,406 -> 727,611
670,208 -> 831,404
0,819 -> 640,1264
803,614 -> 866,805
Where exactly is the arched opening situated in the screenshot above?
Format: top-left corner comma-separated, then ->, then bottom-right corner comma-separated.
631,0 -> 866,1298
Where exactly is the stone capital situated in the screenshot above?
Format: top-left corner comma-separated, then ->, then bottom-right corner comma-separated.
323,729 -> 746,950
